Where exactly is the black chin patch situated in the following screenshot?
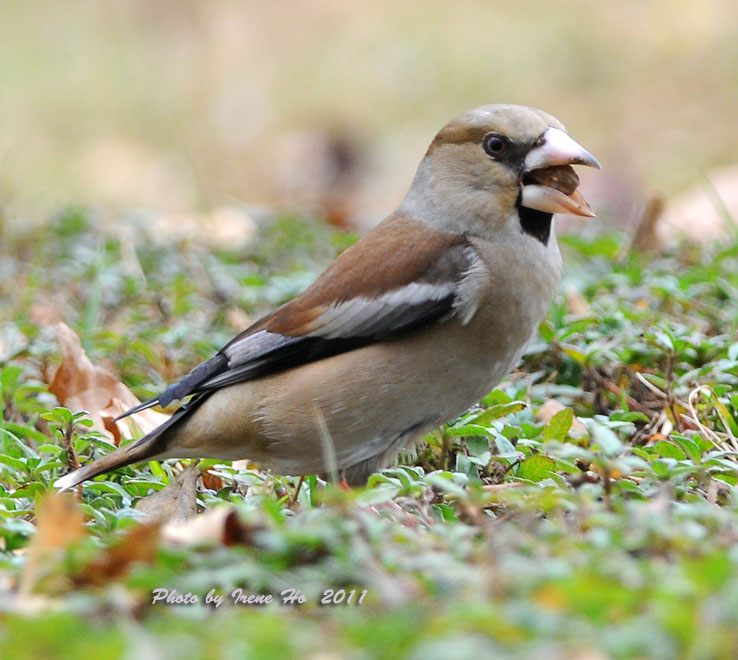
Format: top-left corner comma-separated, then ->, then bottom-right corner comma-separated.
516,193 -> 553,245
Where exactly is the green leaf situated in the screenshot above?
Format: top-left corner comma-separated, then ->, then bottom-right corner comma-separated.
653,439 -> 686,461
538,319 -> 555,342
147,460 -> 167,482
445,424 -> 492,438
455,453 -> 479,481
543,408 -> 573,442
466,435 -> 490,457
517,454 -> 555,482
2,422 -> 49,445
0,365 -> 23,391
425,471 -> 468,496
640,373 -> 667,390
471,402 -> 526,426
355,484 -> 399,506
493,435 -> 519,457
652,459 -> 675,479
610,411 -> 650,424
40,407 -> 74,425
467,452 -> 491,467
433,503 -> 459,521
714,397 -> 738,435
0,455 -> 29,473
672,434 -> 703,462
480,389 -> 513,406
561,344 -> 587,365
591,423 -> 624,456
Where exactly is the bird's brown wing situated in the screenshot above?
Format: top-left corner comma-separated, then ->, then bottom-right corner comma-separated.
117,216 -> 480,420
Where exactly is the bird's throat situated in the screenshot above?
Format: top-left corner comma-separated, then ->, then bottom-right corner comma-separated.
516,202 -> 553,246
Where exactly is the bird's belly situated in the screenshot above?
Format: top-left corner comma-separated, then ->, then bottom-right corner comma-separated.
248,315 -> 532,475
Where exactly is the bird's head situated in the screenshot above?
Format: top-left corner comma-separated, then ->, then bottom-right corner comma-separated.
401,104 -> 600,244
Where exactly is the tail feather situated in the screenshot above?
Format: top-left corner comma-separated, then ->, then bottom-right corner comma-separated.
112,396 -> 161,422
113,354 -> 228,423
55,402 -> 198,490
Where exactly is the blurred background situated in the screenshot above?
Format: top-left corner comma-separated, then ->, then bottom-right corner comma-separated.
1,0 -> 737,234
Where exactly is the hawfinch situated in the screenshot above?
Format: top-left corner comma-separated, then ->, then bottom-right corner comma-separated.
56,104 -> 599,490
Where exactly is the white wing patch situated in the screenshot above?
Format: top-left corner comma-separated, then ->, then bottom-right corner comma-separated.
306,281 -> 457,339
454,248 -> 488,325
223,329 -> 301,365
219,247 -> 486,378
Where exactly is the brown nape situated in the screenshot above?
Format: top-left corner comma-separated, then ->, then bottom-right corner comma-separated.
426,124 -> 491,152
522,165 -> 579,195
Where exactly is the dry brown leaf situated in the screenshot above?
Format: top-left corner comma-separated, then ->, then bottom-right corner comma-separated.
134,465 -> 199,524
161,506 -> 266,548
48,323 -> 170,443
161,506 -> 234,546
200,469 -> 225,492
20,492 -> 87,593
536,399 -> 588,436
77,522 -> 161,586
221,509 -> 268,546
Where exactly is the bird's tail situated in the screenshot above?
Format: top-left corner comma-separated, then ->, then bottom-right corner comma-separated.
54,409 -> 186,490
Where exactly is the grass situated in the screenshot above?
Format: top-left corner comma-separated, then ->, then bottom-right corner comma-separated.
1,208 -> 738,659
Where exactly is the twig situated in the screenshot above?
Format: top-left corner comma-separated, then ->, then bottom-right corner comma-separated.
687,385 -> 738,457
61,421 -> 83,499
592,370 -> 654,415
289,475 -> 306,506
481,482 -> 525,493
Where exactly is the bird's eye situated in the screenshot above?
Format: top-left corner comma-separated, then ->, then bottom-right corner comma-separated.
483,133 -> 508,158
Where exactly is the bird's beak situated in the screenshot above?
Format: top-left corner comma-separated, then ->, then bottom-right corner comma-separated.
520,127 -> 600,218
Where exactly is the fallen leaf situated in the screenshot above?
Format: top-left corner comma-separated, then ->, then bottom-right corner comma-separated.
77,522 -> 161,586
48,323 -> 170,443
200,469 -> 225,492
161,506 -> 266,548
20,492 -> 87,594
161,506 -> 234,546
134,465 -> 199,524
221,509 -> 266,546
536,399 -> 588,436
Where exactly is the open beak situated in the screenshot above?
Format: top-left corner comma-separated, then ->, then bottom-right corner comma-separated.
520,127 -> 600,218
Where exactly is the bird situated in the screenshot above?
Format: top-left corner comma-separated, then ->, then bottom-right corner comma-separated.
55,104 -> 600,490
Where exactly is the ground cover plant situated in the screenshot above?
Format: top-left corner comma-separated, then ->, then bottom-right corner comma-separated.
1,208 -> 738,659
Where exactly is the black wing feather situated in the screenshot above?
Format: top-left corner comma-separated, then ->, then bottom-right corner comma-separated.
115,290 -> 456,422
